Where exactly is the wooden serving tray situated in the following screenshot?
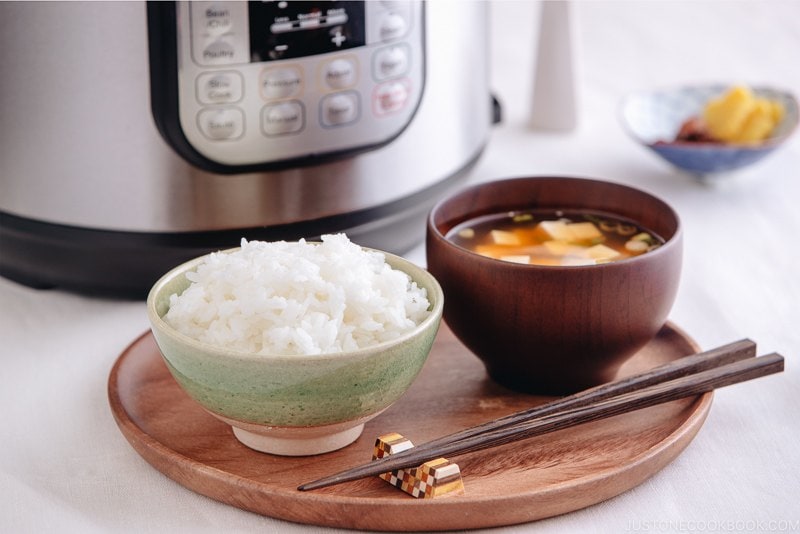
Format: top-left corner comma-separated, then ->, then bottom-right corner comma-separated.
108,322 -> 711,531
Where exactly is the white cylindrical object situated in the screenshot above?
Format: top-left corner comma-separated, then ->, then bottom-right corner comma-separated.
529,1 -> 579,131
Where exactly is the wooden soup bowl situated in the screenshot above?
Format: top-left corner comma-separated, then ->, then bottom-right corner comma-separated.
426,177 -> 682,394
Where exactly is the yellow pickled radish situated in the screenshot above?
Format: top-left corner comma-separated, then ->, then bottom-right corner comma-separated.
703,86 -> 755,142
733,99 -> 778,143
701,85 -> 785,143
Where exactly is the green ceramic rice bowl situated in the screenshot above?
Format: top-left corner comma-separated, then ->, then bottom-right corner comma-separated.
146,244 -> 443,456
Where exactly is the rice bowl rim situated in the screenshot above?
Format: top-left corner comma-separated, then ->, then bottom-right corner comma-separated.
146,245 -> 444,364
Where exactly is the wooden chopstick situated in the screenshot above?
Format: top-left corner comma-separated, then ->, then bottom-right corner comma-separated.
299,339 -> 756,490
396,338 -> 756,454
410,352 -> 784,461
298,342 -> 782,492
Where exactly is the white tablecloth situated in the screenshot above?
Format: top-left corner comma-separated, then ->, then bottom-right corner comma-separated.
3,2 -> 799,532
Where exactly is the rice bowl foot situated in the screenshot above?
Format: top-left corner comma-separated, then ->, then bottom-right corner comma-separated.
231,423 -> 366,456
215,410 -> 384,455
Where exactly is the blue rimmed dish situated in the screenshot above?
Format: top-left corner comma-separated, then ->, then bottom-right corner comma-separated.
620,84 -> 798,176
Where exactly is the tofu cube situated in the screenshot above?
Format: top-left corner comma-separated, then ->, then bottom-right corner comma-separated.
490,229 -> 520,245
543,240 -> 584,257
585,244 -> 621,262
533,220 -> 573,242
566,222 -> 603,245
535,220 -> 603,245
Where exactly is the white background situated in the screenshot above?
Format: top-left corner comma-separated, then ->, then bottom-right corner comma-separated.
2,1 -> 799,532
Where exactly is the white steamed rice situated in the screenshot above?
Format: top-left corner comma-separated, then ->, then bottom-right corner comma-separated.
163,234 -> 431,356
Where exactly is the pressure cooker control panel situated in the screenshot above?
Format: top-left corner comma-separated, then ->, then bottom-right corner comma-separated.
149,1 -> 425,171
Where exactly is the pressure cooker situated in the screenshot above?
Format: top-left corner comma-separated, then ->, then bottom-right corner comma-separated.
0,1 -> 496,297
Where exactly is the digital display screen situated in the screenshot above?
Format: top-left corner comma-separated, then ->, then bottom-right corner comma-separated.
248,1 -> 366,62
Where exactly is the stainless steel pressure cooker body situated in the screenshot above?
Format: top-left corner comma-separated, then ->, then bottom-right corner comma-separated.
0,1 -> 495,297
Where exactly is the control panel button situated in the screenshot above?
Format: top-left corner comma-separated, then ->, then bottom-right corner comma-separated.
190,2 -> 249,66
260,66 -> 303,100
373,45 -> 409,81
330,28 -> 348,48
196,71 -> 243,104
175,1 -> 425,166
202,40 -> 237,63
197,107 -> 245,140
380,12 -> 408,41
202,3 -> 234,35
262,101 -> 305,136
321,92 -> 360,126
323,57 -> 357,90
373,80 -> 410,115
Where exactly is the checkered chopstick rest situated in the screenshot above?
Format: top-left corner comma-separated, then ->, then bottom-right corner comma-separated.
372,433 -> 465,498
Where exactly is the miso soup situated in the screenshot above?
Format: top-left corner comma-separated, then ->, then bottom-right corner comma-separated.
446,209 -> 664,266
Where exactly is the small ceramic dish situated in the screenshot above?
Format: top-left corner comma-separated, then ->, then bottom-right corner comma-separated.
620,84 -> 798,175
146,247 -> 443,456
